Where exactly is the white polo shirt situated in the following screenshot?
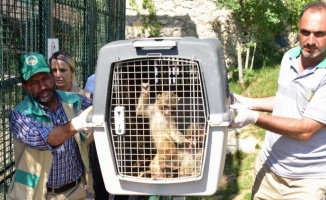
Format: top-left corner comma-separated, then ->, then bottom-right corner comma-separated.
260,46 -> 326,178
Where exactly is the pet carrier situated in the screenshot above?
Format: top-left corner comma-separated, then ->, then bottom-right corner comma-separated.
91,37 -> 233,196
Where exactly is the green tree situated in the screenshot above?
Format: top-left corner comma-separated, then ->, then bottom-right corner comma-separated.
217,0 -> 317,59
217,0 -> 288,60
283,0 -> 316,30
130,0 -> 161,37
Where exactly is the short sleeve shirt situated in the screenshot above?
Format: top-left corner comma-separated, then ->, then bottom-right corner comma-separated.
260,47 -> 326,178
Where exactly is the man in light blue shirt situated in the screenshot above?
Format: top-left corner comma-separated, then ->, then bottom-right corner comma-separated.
230,2 -> 326,199
85,74 -> 95,94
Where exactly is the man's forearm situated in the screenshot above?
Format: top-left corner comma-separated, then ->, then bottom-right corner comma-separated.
255,113 -> 324,141
252,96 -> 275,112
47,122 -> 77,146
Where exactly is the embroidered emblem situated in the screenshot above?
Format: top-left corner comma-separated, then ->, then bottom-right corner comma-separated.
26,55 -> 38,66
306,89 -> 315,101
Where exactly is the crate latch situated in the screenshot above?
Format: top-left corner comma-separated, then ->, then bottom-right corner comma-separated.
114,106 -> 126,135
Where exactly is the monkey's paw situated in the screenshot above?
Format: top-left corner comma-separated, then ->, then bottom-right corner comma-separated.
141,82 -> 150,93
151,172 -> 164,179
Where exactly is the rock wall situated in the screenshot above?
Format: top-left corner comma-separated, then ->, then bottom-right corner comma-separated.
125,0 -> 240,67
125,0 -> 297,67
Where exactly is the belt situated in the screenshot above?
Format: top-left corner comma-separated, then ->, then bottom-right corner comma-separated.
47,177 -> 81,194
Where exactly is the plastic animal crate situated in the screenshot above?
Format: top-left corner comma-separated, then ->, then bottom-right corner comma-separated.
91,37 -> 233,196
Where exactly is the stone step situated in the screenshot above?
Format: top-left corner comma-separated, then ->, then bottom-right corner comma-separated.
227,129 -> 257,154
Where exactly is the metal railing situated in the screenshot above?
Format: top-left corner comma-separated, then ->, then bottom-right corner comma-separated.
0,0 -> 125,198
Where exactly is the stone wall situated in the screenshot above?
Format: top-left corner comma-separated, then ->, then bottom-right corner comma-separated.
125,0 -> 240,67
125,0 -> 297,67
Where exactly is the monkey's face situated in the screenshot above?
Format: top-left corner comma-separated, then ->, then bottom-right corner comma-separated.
161,105 -> 172,116
156,92 -> 179,116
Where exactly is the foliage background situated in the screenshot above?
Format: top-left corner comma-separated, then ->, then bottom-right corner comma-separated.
215,0 -> 316,61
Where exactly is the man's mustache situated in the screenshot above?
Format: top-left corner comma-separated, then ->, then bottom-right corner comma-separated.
304,43 -> 317,48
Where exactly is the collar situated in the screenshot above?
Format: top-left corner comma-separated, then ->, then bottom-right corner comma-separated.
26,92 -> 63,121
16,90 -> 81,123
37,93 -> 62,111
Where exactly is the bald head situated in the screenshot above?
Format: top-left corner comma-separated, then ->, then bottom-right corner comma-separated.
300,2 -> 326,20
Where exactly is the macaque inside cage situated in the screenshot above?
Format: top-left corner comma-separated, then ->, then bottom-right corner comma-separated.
109,57 -> 207,180
92,37 -> 231,195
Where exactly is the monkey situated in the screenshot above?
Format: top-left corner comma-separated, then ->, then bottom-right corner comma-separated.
178,123 -> 205,177
185,123 -> 206,148
136,82 -> 191,179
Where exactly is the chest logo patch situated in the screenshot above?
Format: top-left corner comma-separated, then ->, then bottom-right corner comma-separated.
305,89 -> 315,101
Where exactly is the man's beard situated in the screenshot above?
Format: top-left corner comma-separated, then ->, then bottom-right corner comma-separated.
34,88 -> 55,104
301,44 -> 326,59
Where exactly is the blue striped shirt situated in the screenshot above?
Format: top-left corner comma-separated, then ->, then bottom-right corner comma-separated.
10,93 -> 92,187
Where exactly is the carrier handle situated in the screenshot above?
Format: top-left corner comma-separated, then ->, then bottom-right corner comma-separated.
133,40 -> 177,50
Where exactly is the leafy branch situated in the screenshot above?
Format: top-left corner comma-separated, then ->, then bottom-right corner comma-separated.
130,0 -> 161,37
